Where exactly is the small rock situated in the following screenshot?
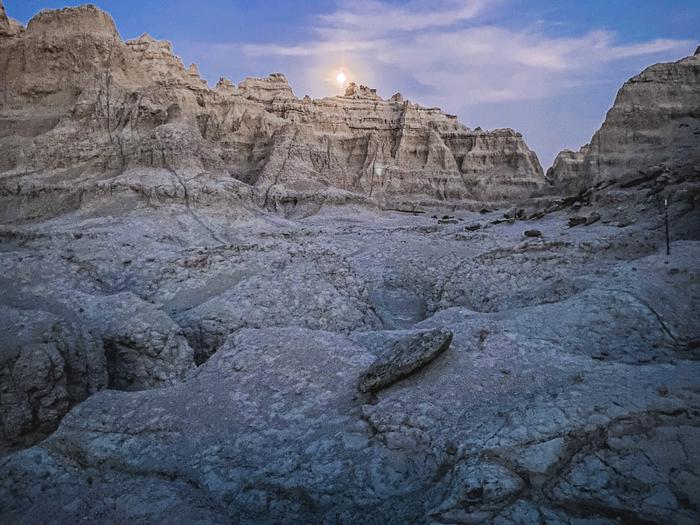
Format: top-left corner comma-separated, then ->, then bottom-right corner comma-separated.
568,216 -> 587,227
465,224 -> 481,231
358,329 -> 453,393
503,208 -> 525,220
524,229 -> 543,238
586,212 -> 601,225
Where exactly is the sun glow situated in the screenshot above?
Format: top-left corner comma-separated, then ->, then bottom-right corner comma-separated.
336,71 -> 347,84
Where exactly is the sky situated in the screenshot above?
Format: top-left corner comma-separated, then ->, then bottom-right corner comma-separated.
5,0 -> 699,167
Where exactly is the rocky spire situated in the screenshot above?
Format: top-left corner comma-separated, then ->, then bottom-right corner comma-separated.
215,77 -> 237,94
0,0 -> 23,37
344,82 -> 381,99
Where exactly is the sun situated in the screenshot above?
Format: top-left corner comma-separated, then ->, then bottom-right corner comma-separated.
336,71 -> 347,85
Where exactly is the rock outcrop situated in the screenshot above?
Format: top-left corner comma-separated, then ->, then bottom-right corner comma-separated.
548,48 -> 700,191
546,145 -> 589,194
0,3 -> 544,219
0,0 -> 22,38
0,305 -> 105,452
0,289 -> 195,452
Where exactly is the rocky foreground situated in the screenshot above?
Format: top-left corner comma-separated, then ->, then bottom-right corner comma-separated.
1,200 -> 699,524
1,3 -> 699,524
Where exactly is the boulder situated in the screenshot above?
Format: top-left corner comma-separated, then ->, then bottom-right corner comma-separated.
358,329 -> 453,393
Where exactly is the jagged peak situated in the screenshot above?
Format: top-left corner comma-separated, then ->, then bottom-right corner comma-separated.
215,77 -> 237,93
553,147 -> 585,158
0,0 -> 23,38
344,82 -> 381,100
26,4 -> 119,38
127,33 -> 173,52
133,32 -> 157,43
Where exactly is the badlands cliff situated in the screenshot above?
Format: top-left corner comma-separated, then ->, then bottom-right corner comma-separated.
548,46 -> 700,194
0,2 -> 699,524
0,4 -> 544,218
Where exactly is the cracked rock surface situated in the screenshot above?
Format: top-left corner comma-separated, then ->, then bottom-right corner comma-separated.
0,200 -> 698,523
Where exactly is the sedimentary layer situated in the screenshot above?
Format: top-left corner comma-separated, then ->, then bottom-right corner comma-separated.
548,47 -> 700,193
0,4 -> 544,217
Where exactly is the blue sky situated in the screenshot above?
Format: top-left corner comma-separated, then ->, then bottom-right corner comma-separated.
6,0 -> 699,166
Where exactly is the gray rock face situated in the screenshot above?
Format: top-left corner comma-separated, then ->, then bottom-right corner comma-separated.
0,199 -> 700,524
0,305 -> 105,452
358,329 -> 452,393
0,275 -> 195,451
93,292 -> 195,391
0,235 -> 698,524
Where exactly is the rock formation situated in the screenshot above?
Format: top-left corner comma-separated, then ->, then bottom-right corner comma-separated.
0,0 -> 22,37
0,3 -> 544,219
545,145 -> 589,193
549,48 -> 700,192
0,2 -> 698,524
1,238 -> 699,523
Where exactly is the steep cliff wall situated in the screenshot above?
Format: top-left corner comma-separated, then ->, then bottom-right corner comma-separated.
0,3 -> 544,216
548,48 -> 700,192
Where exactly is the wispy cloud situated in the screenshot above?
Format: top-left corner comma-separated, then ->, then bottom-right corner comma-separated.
317,0 -> 493,34
245,2 -> 692,104
243,39 -> 384,58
